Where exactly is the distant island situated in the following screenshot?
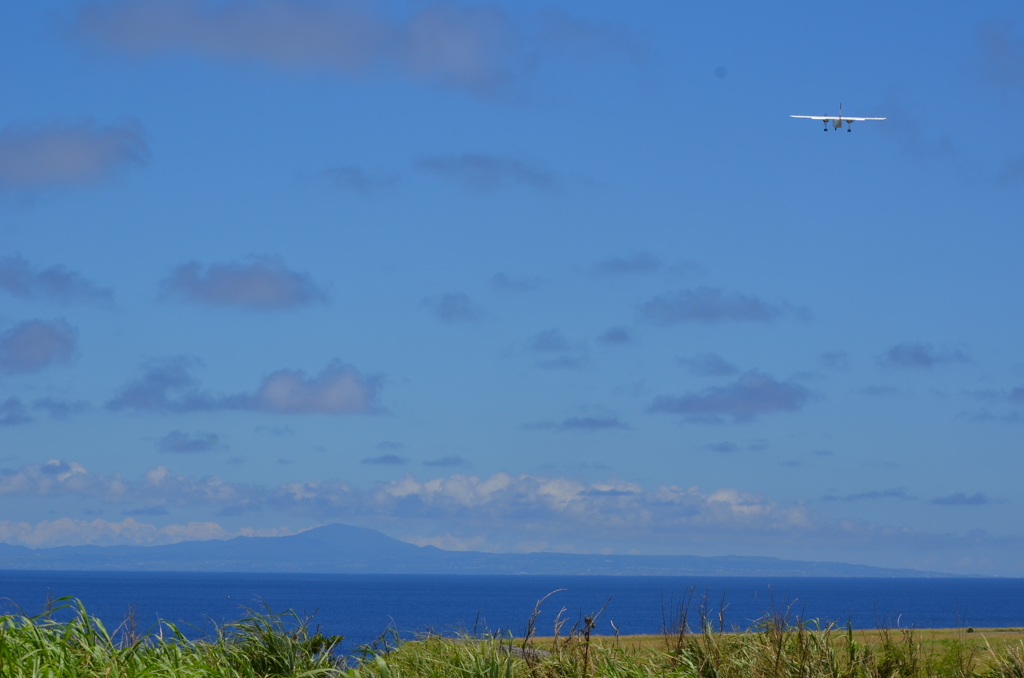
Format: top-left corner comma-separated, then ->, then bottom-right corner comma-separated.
0,523 -> 953,577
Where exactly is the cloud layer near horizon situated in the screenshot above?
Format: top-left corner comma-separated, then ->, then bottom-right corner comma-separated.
0,460 -> 1018,574
0,516 -> 294,548
0,460 -> 816,548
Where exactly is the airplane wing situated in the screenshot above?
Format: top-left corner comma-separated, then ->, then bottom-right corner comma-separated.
790,115 -> 886,121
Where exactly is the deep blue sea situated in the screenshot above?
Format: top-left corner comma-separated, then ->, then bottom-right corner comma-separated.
1,572 -> 1022,652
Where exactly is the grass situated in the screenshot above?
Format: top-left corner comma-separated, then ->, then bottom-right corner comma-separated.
0,594 -> 1023,677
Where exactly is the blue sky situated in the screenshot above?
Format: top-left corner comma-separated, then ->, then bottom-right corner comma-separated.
2,0 -> 1024,575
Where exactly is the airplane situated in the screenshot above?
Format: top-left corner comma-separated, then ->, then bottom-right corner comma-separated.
790,103 -> 885,132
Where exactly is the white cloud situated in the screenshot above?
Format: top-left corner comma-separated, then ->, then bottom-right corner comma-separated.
0,319 -> 78,374
161,258 -> 326,310
76,0 -> 518,95
0,121 -> 147,190
0,460 -> 801,538
74,1 -> 646,98
649,371 -> 812,422
415,153 -> 557,190
250,363 -> 381,414
0,257 -> 113,304
108,358 -> 382,415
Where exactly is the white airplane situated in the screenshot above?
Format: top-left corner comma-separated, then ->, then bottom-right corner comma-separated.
790,103 -> 885,132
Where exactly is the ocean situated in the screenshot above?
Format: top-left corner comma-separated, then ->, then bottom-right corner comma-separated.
1,571 -> 1021,651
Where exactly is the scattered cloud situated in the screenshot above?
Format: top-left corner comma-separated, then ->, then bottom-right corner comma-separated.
649,371 -> 812,423
490,272 -> 540,293
375,441 -> 404,451
533,7 -> 649,65
74,1 -> 645,98
0,399 -> 84,430
157,430 -> 223,454
0,398 -> 31,427
0,319 -> 77,374
592,252 -> 660,276
255,425 -> 294,436
858,385 -> 900,397
107,357 -> 212,412
995,156 -> 1024,185
819,351 -> 849,370
681,352 -> 738,377
930,492 -> 1003,506
598,326 -> 633,345
821,487 -> 914,502
699,439 -> 768,453
527,416 -> 630,432
520,329 -> 588,370
0,120 -> 147,190
123,506 -> 169,516
535,356 -> 587,370
423,292 -> 484,323
526,329 -> 570,353
701,441 -> 739,453
108,358 -> 382,415
240,362 -> 384,415
669,260 -> 705,279
76,0 -> 519,95
423,456 -> 468,468
639,287 -> 806,325
322,165 -> 398,193
878,342 -> 970,369
977,21 -> 1024,92
415,153 -> 557,191
876,91 -> 962,170
361,454 -> 408,466
812,449 -> 834,457
161,258 -> 327,310
0,257 -> 112,304
961,407 -> 1024,424
32,398 -> 90,420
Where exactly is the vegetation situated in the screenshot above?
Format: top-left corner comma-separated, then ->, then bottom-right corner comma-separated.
1,595 -> 1023,678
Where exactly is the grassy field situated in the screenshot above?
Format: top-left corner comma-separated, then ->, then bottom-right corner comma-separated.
1,597 -> 1023,677
548,627 -> 1024,656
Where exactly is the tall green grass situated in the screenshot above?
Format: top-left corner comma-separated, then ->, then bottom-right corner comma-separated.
0,595 -> 1022,678
0,596 -> 341,678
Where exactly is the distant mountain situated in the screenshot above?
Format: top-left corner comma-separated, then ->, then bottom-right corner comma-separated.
0,523 -> 952,577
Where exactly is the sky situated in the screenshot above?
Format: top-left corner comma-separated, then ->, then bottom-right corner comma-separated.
1,0 -> 1024,576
